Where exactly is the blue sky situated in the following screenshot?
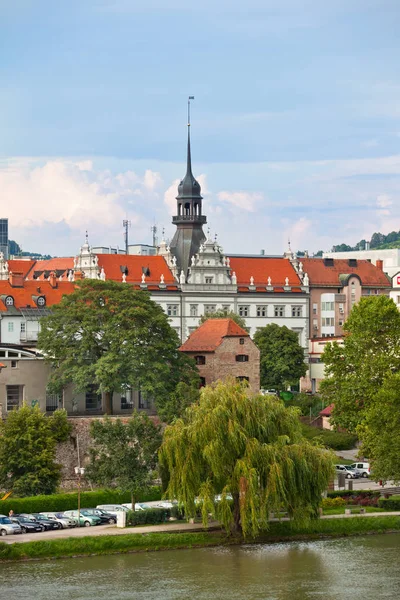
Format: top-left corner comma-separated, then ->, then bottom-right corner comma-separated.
0,0 -> 399,256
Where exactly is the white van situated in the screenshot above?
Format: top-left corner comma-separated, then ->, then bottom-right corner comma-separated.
350,462 -> 370,478
96,504 -> 130,516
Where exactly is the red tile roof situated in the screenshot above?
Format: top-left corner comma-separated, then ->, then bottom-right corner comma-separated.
0,281 -> 76,311
96,255 -> 177,288
179,318 -> 249,352
32,258 -> 74,276
301,258 -> 391,287
319,403 -> 334,417
8,259 -> 36,278
228,257 -> 302,289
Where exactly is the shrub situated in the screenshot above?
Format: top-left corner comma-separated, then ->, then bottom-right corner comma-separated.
321,496 -> 346,509
378,495 -> 400,511
126,506 -> 184,526
0,486 -> 162,515
301,424 -> 357,450
327,490 -> 380,500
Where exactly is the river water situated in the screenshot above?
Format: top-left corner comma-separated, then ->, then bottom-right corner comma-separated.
1,534 -> 399,599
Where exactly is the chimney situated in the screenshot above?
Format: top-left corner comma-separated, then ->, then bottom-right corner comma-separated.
9,271 -> 24,287
376,259 -> 384,271
49,271 -> 57,288
74,270 -> 84,280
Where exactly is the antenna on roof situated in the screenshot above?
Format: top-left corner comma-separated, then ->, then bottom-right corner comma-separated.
123,220 -> 131,255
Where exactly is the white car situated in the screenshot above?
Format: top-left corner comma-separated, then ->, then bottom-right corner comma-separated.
96,504 -> 130,516
350,462 -> 370,478
122,503 -> 150,511
156,501 -> 176,509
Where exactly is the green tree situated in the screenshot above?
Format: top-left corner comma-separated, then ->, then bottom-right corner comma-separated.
157,381 -> 200,424
85,413 -> 162,507
0,406 -> 71,496
321,296 -> 400,433
199,310 -> 247,329
254,324 -> 307,391
38,279 -> 198,416
159,380 -> 334,538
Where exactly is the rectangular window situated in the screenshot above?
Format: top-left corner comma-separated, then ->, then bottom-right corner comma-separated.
138,390 -> 149,410
85,385 -> 102,411
256,305 -> 267,317
8,322 -> 14,332
190,304 -> 198,317
205,277 -> 213,284
121,386 -> 134,410
338,319 -> 344,326
236,355 -> 249,362
167,304 -> 179,317
312,303 -> 318,315
313,319 -> 318,330
195,355 -> 206,365
46,393 -> 61,412
322,317 -> 334,327
11,360 -> 18,369
238,305 -> 249,317
204,304 -> 216,315
6,385 -> 21,411
274,306 -> 285,318
291,305 -> 302,318
20,322 -> 26,333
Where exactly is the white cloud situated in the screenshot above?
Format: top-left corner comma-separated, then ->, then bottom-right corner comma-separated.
284,217 -> 313,250
163,178 -> 180,215
217,190 -> 262,212
376,194 -> 393,208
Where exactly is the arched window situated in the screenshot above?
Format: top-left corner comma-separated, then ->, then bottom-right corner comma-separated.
184,202 -> 190,215
5,296 -> 14,306
37,296 -> 46,307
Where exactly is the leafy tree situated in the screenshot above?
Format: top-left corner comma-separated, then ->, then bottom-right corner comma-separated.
38,279 -> 198,415
199,310 -> 246,329
85,413 -> 162,507
159,379 -> 334,538
253,324 -> 307,391
157,381 -> 200,424
0,406 -> 71,496
321,296 -> 400,433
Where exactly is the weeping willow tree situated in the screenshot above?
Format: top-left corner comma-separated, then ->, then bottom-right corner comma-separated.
159,379 -> 334,538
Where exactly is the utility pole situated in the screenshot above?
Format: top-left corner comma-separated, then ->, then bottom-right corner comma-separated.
123,220 -> 131,255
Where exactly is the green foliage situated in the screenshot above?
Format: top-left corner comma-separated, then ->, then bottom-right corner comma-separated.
264,516 -> 400,538
320,296 -> 400,480
85,413 -> 162,505
156,381 -> 200,424
126,506 -> 183,526
159,379 -> 334,538
332,230 -> 400,252
321,496 -> 346,509
0,487 -> 162,515
254,324 -> 307,390
0,531 -> 222,561
286,393 -> 322,417
0,407 -> 71,496
378,495 -> 400,510
199,310 -> 247,329
38,279 -> 198,415
300,424 -> 358,450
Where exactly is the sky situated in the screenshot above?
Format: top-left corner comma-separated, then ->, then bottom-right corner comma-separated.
0,0 -> 399,256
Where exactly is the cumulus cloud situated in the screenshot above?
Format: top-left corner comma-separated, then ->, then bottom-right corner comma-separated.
284,217 -> 313,250
217,190 -> 262,212
163,174 -> 209,215
376,194 -> 393,208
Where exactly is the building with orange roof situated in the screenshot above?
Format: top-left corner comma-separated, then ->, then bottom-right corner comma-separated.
180,318 -> 260,394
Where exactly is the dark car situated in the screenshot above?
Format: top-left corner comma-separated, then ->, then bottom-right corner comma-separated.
10,516 -> 43,534
84,509 -> 117,524
17,514 -> 60,531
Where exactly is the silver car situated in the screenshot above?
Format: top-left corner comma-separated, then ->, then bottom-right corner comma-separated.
40,512 -> 77,528
0,516 -> 22,536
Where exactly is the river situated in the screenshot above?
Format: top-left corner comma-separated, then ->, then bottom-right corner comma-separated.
1,533 -> 400,599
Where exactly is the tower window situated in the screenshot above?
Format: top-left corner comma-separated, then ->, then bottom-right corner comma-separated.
236,355 -> 249,362
195,355 -> 206,365
205,277 -> 213,284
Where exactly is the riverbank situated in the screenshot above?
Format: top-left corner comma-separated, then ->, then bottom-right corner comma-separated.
2,515 -> 400,562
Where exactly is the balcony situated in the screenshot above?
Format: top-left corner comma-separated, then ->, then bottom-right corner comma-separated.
20,332 -> 39,343
172,215 -> 207,224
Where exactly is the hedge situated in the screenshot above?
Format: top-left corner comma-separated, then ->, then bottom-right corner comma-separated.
378,495 -> 400,511
126,506 -> 184,526
0,486 -> 162,516
327,490 -> 380,500
301,424 -> 357,450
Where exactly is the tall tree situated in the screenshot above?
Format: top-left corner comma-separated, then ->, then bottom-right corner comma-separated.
254,324 -> 307,390
321,296 -> 400,433
38,280 -> 198,415
0,407 -> 71,496
159,380 -> 333,538
199,310 -> 247,329
85,413 -> 162,508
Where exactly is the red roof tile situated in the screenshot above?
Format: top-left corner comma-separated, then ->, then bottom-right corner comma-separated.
179,318 -> 249,352
320,403 -> 334,417
301,258 -> 391,287
228,257 -> 302,288
97,255 -> 176,285
8,259 -> 36,278
0,281 -> 76,311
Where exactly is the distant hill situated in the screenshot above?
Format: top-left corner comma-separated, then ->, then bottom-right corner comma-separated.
9,240 -> 52,260
332,231 -> 400,252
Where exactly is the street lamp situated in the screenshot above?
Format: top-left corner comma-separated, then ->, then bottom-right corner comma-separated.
74,466 -> 85,526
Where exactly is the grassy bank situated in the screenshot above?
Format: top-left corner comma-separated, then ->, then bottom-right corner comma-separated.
1,516 -> 400,562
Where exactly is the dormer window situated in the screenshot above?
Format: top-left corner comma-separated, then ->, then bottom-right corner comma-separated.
5,296 -> 14,306
37,296 -> 46,307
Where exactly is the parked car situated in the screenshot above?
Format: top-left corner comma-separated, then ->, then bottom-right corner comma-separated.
17,514 -> 59,531
83,509 -> 117,524
335,465 -> 361,479
350,462 -> 370,478
122,503 -> 150,511
40,512 -> 77,528
10,516 -> 43,534
156,501 -> 176,509
96,504 -> 130,516
63,510 -> 102,527
0,516 -> 22,536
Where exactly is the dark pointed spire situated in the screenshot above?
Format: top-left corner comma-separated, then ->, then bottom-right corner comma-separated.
177,97 -> 202,200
